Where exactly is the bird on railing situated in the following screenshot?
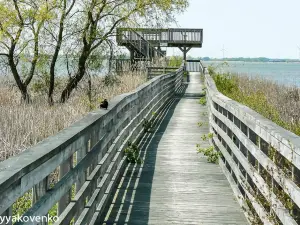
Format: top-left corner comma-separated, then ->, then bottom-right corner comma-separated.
100,99 -> 108,109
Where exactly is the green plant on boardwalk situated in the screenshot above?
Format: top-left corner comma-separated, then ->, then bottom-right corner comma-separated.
196,145 -> 221,163
143,119 -> 153,133
201,133 -> 213,141
197,121 -> 204,127
152,111 -> 157,117
197,121 -> 208,127
125,141 -> 142,164
142,111 -> 158,133
196,133 -> 220,163
183,71 -> 189,77
199,96 -> 207,105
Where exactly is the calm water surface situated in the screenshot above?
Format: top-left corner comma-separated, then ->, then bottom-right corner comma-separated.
203,61 -> 300,87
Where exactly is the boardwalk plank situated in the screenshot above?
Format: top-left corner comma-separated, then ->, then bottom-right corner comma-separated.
102,73 -> 249,225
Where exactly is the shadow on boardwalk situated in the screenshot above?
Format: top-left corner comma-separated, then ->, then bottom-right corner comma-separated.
102,85 -> 187,225
101,74 -> 248,225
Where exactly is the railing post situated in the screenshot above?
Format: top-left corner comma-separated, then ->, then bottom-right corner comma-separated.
58,156 -> 73,216
74,136 -> 89,222
147,67 -> 151,79
32,178 -> 48,225
0,207 -> 12,225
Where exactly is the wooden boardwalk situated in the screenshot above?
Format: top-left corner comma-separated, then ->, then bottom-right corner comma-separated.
102,73 -> 248,225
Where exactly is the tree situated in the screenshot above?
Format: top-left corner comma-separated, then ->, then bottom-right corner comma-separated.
0,0 -> 52,102
0,0 -> 188,104
46,0 -> 76,105
59,0 -> 189,103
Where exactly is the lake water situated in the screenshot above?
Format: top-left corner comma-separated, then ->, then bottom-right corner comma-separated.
0,57 -> 110,78
203,61 -> 300,87
2,58 -> 300,87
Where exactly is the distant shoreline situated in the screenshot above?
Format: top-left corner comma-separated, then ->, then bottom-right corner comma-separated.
203,60 -> 300,64
191,58 -> 300,63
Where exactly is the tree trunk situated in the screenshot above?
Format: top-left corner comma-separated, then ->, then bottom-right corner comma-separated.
60,49 -> 89,103
8,50 -> 30,103
48,40 -> 62,105
48,1 -> 66,106
87,73 -> 92,110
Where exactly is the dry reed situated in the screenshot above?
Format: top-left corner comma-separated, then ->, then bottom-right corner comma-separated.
212,71 -> 300,136
0,72 -> 147,162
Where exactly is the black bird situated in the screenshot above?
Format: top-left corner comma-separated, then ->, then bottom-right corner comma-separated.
100,99 -> 108,109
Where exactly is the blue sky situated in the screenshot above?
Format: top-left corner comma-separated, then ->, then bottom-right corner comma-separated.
167,0 -> 300,59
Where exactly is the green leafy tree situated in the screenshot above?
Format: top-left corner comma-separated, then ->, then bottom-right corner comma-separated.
0,0 -> 53,102
59,0 -> 189,103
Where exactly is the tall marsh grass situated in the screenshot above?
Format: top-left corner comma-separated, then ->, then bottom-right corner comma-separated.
0,72 -> 147,162
210,68 -> 300,136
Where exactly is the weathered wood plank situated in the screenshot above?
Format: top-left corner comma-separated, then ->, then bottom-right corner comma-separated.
58,156 -> 73,215
103,73 -> 248,225
206,69 -> 300,225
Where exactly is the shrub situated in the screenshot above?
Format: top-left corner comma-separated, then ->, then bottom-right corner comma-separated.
168,56 -> 183,67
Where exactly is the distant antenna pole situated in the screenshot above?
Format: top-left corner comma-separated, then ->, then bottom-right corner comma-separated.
221,44 -> 226,60
298,46 -> 300,61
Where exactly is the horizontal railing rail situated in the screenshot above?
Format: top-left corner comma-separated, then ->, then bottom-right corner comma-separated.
147,66 -> 179,79
117,30 -> 165,59
0,67 -> 183,225
186,60 -> 203,73
205,72 -> 300,225
117,28 -> 203,45
199,60 -> 205,74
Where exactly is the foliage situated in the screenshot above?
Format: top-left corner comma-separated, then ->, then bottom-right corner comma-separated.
142,111 -> 158,133
198,97 -> 207,105
13,192 -> 32,216
125,141 -> 142,164
0,0 -> 189,103
200,133 -> 213,141
197,121 -> 204,127
31,72 -> 64,94
183,71 -> 189,77
168,56 -> 183,67
196,133 -> 220,163
210,64 -> 300,224
197,145 -> 221,163
210,65 -> 300,136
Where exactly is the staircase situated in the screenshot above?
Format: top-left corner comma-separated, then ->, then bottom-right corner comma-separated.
117,30 -> 165,61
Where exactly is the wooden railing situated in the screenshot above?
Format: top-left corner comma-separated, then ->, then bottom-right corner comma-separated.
185,60 -> 205,73
0,67 -> 183,225
205,72 -> 300,225
199,60 -> 205,74
117,30 -> 165,59
147,66 -> 179,79
117,28 -> 203,46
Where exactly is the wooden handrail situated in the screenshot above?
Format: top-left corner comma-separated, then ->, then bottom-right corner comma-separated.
0,66 -> 184,225
206,71 -> 300,225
